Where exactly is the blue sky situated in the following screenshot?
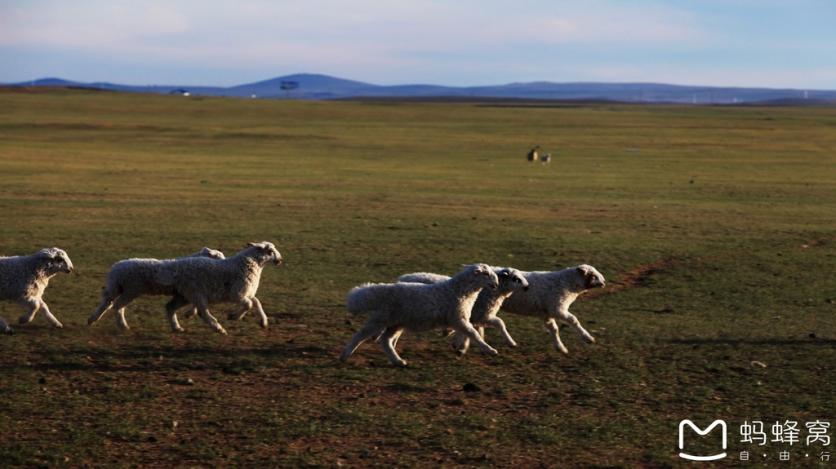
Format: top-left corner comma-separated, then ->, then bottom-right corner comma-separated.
2,0 -> 835,88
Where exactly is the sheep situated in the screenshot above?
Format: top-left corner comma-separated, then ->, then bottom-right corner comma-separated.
540,153 -> 552,164
500,264 -> 605,354
88,247 -> 225,332
399,267 -> 529,355
0,248 -> 74,331
0,316 -> 10,334
153,242 -> 282,334
340,263 -> 500,367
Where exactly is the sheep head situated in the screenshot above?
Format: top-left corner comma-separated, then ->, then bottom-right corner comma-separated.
497,267 -> 529,292
575,264 -> 605,290
37,247 -> 74,275
246,241 -> 283,266
466,263 -> 499,290
197,247 -> 226,260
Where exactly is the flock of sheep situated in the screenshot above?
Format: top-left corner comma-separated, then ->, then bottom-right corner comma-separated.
0,244 -> 605,367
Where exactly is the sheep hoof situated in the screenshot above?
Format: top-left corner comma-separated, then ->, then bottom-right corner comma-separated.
508,341 -> 519,348
455,348 -> 467,357
394,360 -> 408,367
87,317 -> 97,326
53,322 -> 64,329
18,316 -> 32,325
556,345 -> 570,355
217,327 -> 228,335
584,335 -> 596,344
172,327 -> 185,333
3,327 -> 13,335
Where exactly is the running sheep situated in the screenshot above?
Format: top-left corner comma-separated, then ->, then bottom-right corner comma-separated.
0,248 -> 74,333
399,266 -> 529,355
340,263 -> 499,367
501,264 -> 605,354
87,247 -> 225,332
153,242 -> 282,334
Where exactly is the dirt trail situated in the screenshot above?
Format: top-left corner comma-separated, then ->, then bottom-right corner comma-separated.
585,257 -> 677,300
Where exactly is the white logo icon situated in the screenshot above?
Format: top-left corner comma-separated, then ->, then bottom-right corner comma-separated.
678,419 -> 728,461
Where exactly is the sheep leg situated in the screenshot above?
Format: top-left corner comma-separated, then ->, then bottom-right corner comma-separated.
18,299 -> 41,324
88,292 -> 115,325
451,332 -> 471,356
376,326 -> 403,345
115,309 -> 130,330
486,316 -> 518,347
37,300 -> 64,328
251,297 -> 269,328
379,327 -> 408,367
195,304 -> 227,335
390,327 -> 404,348
0,316 -> 12,334
340,320 -> 385,362
477,325 -> 486,338
545,318 -> 569,354
165,295 -> 191,332
557,310 -> 595,344
106,296 -> 136,330
452,319 -> 498,356
228,298 -> 253,322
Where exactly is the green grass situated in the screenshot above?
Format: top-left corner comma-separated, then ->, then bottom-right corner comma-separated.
0,88 -> 834,467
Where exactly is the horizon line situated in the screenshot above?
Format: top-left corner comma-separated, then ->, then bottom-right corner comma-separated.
5,73 -> 834,93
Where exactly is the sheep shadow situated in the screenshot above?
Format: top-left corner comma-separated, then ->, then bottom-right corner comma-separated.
670,338 -> 835,347
0,342 -> 334,374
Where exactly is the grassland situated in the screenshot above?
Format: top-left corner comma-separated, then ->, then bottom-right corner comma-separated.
0,88 -> 834,467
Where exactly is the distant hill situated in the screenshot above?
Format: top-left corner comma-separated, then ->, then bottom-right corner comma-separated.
8,73 -> 836,104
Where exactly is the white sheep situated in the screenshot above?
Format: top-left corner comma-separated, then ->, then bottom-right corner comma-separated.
340,263 -> 500,367
501,264 -> 605,354
153,242 -> 282,334
88,247 -> 225,332
399,266 -> 530,355
0,248 -> 74,331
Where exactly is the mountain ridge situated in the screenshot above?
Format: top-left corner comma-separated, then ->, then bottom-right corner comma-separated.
8,73 -> 836,104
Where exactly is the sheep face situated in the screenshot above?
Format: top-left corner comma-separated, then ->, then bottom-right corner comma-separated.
246,241 -> 283,266
471,263 -> 499,291
576,264 -> 605,290
197,247 -> 225,259
497,267 -> 529,293
38,248 -> 74,274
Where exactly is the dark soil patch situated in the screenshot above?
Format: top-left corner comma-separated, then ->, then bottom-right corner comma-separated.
585,257 -> 677,299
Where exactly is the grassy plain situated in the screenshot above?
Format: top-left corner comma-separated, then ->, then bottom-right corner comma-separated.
0,88 -> 834,467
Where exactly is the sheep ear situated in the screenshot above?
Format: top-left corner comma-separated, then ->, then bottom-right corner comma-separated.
499,271 -> 509,277
246,242 -> 256,248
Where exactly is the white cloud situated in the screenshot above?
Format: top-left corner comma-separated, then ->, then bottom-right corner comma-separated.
0,1 -> 708,56
0,1 -> 190,47
1,0 -> 832,88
